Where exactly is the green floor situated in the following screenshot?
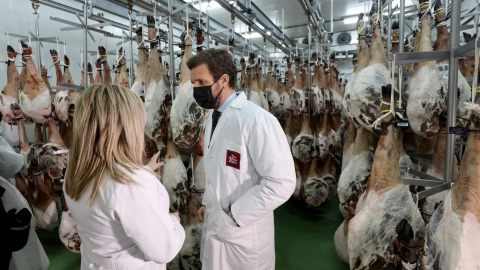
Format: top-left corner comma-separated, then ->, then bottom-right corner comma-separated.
37,197 -> 349,270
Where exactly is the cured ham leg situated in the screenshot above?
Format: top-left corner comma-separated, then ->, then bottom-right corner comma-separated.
63,55 -> 74,85
131,27 -> 147,97
257,61 -> 269,111
59,196 -> 81,253
18,42 -> 52,123
342,121 -> 356,171
99,46 -> 112,85
32,170 -> 60,231
278,62 -> 293,123
94,58 -> 103,85
350,6 -> 395,133
424,101 -> 480,269
163,129 -> 188,214
87,63 -> 94,85
19,43 -> 28,91
171,25 -> 207,149
421,119 -> 458,223
348,113 -> 425,268
116,47 -> 129,88
290,58 -> 305,116
302,158 -> 329,207
315,114 -> 335,160
144,16 -> 168,150
50,49 -> 69,122
1,45 -> 20,124
292,113 -> 314,163
179,132 -> 206,269
41,66 -> 53,95
247,54 -> 264,108
407,1 -> 447,138
432,1 -> 471,128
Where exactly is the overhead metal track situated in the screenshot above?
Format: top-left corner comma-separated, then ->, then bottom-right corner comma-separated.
225,0 -> 293,47
297,0 -> 324,40
215,0 -> 289,54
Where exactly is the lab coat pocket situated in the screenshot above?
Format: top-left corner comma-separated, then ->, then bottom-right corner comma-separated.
217,211 -> 253,245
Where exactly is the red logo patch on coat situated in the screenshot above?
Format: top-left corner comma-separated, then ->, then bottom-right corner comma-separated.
226,150 -> 240,170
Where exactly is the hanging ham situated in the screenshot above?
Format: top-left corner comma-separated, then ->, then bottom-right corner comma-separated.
144,15 -> 169,150
1,45 -> 20,124
171,24 -> 207,149
407,1 -> 447,139
131,27 -> 147,97
18,42 -> 51,123
50,49 -> 69,122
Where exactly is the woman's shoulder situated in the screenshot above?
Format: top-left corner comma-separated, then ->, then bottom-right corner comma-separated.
107,166 -> 165,203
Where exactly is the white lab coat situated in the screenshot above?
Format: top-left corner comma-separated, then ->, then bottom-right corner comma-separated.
65,166 -> 185,270
201,92 -> 296,270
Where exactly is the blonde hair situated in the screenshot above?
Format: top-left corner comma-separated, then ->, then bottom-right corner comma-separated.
65,84 -> 147,203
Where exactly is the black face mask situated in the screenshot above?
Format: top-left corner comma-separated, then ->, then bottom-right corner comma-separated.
193,75 -> 225,109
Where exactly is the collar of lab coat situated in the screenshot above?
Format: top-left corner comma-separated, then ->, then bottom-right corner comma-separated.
206,91 -> 247,153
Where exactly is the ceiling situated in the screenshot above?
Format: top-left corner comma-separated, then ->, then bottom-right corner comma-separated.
199,0 -> 420,53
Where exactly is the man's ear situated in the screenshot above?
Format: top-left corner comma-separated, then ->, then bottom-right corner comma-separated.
223,74 -> 230,87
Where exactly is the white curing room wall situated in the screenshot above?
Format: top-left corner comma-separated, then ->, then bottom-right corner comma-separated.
0,0 -> 185,145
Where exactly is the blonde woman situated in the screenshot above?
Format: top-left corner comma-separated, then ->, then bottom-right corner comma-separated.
65,85 -> 185,270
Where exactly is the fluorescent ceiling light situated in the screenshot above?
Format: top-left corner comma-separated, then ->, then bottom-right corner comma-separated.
243,32 -> 262,39
343,17 -> 357,24
267,31 -> 272,35
191,1 -> 221,11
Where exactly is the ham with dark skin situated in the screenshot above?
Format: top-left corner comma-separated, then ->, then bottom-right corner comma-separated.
115,47 -> 129,88
94,58 -> 103,85
98,46 -> 112,85
144,15 -> 169,150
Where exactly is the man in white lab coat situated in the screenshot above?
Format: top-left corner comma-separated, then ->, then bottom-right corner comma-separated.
188,49 -> 296,270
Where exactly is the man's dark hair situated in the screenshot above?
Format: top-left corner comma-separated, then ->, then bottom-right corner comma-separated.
187,49 -> 237,89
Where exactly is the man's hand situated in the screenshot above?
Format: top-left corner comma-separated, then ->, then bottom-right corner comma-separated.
170,212 -> 181,223
147,151 -> 165,171
198,206 -> 206,222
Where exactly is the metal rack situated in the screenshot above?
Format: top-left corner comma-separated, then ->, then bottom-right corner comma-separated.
380,0 -> 478,201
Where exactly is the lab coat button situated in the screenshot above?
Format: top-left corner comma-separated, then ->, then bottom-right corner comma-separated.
208,205 -> 212,209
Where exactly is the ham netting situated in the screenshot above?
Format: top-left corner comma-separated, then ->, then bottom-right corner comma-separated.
350,63 -> 395,132
290,87 -> 305,116
311,86 -> 325,115
0,93 -> 18,124
248,90 -> 263,108
453,71 -> 471,127
407,65 -> 447,138
163,153 -> 188,212
334,220 -> 350,264
424,192 -> 480,270
131,81 -> 145,98
279,92 -> 291,116
337,151 -> 374,217
19,90 -> 51,124
39,143 -> 68,180
144,79 -> 167,146
343,73 -> 358,121
349,185 -> 425,269
260,90 -> 269,111
170,82 -> 207,149
59,210 -> 81,253
54,91 -> 70,122
292,134 -> 314,163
